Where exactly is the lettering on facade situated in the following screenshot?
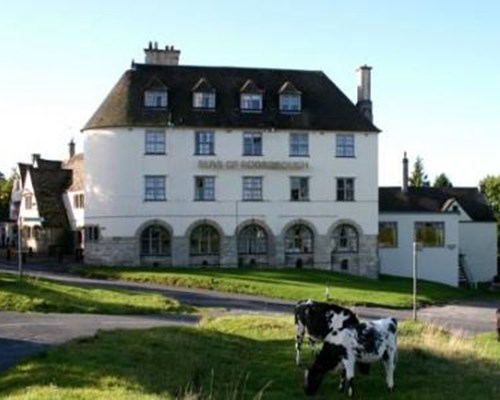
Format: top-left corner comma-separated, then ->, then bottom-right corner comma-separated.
198,160 -> 309,170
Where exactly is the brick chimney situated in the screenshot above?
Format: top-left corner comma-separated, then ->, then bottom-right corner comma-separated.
356,65 -> 373,122
402,151 -> 409,193
144,42 -> 180,66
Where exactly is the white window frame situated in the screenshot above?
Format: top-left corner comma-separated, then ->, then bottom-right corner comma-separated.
290,177 -> 309,201
414,222 -> 445,247
144,90 -> 168,108
144,175 -> 166,201
336,177 -> 355,202
195,131 -> 215,155
289,133 -> 309,157
242,176 -> 263,201
193,92 -> 216,109
145,129 -> 166,155
379,222 -> 398,248
280,94 -> 301,112
240,94 -> 263,112
194,176 -> 215,201
243,132 -> 263,156
336,134 -> 355,158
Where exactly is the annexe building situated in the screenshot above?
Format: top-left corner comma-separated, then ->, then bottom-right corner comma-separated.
82,43 -> 381,277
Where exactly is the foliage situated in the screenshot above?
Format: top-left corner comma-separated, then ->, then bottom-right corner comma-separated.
0,170 -> 16,221
0,316 -> 498,399
74,267 -> 496,308
409,156 -> 430,187
480,175 -> 500,248
433,173 -> 453,188
0,272 -> 194,314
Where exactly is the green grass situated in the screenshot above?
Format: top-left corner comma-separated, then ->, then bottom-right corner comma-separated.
75,266 -> 497,308
0,272 -> 194,314
0,315 -> 498,399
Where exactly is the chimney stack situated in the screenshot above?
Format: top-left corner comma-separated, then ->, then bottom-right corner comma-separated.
32,153 -> 41,166
356,65 -> 373,122
402,152 -> 409,193
144,42 -> 181,66
69,139 -> 75,159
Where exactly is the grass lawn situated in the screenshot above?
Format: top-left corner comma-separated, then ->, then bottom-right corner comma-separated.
0,272 -> 194,314
0,315 -> 498,399
75,266 -> 498,308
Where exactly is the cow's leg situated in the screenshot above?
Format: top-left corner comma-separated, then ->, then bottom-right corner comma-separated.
338,367 -> 346,393
382,348 -> 396,391
342,355 -> 356,397
309,337 -> 318,356
295,321 -> 306,366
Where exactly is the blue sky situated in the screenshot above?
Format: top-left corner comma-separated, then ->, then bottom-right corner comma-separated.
1,0 -> 499,186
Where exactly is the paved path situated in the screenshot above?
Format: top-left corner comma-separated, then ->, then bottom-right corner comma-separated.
0,263 -> 498,373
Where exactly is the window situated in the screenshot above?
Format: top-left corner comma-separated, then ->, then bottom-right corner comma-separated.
238,225 -> 267,254
336,134 -> 355,158
195,176 -> 215,201
144,90 -> 168,108
415,222 -> 445,247
141,225 -> 171,256
85,225 -> 99,242
290,177 -> 309,201
195,131 -> 215,155
280,94 -> 301,112
73,193 -> 85,209
332,224 -> 358,253
193,92 -> 216,109
190,224 -> 220,255
240,94 -> 263,112
144,175 -> 166,201
285,225 -> 313,254
337,178 -> 355,201
242,176 -> 263,201
289,133 -> 309,156
145,129 -> 166,154
25,194 -> 33,210
379,222 -> 398,248
243,132 -> 262,156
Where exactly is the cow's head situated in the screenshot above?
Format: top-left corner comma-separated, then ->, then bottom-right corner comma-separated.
303,343 -> 343,396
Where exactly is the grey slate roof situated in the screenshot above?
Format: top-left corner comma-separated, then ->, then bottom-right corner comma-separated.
83,64 -> 380,132
379,187 -> 496,222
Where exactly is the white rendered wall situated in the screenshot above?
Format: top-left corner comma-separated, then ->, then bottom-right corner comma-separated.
84,127 -> 379,239
379,213 -> 460,287
459,222 -> 497,282
63,191 -> 85,230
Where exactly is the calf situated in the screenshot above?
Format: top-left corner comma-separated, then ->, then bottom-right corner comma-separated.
496,308 -> 500,342
304,317 -> 398,397
294,299 -> 359,366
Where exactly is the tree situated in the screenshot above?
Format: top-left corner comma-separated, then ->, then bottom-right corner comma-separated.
409,156 -> 430,187
0,171 -> 15,221
433,173 -> 453,188
480,175 -> 500,251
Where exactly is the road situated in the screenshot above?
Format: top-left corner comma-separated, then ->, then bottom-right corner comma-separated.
0,263 -> 498,373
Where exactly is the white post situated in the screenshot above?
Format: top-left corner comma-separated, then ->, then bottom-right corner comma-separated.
17,216 -> 22,279
412,241 -> 418,321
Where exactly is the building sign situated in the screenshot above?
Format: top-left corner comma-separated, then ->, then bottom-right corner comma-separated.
198,160 -> 309,170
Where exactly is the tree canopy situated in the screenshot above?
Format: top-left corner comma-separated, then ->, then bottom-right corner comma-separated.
409,156 -> 430,187
433,173 -> 453,188
0,171 -> 15,221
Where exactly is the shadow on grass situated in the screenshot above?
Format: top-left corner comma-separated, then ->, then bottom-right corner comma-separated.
0,274 -> 194,314
1,325 -> 499,400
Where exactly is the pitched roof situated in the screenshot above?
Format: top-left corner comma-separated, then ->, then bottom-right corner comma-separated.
63,153 -> 84,191
83,64 -> 380,132
379,186 -> 496,222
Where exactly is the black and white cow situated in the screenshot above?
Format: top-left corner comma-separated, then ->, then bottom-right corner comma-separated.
294,299 -> 360,365
304,317 -> 398,397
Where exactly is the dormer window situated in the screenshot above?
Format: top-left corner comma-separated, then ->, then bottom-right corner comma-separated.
144,89 -> 168,108
279,81 -> 302,113
240,79 -> 263,112
144,78 -> 168,108
192,78 -> 216,110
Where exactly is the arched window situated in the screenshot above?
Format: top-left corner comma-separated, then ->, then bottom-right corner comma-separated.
332,224 -> 358,253
190,224 -> 220,255
238,224 -> 267,254
141,225 -> 171,256
285,224 -> 313,254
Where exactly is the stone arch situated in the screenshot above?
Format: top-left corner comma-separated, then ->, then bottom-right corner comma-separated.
135,219 -> 173,266
281,219 -> 317,268
328,219 -> 364,273
235,219 -> 274,267
186,219 -> 224,266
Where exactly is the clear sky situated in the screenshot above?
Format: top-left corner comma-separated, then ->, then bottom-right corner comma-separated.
1,0 -> 499,186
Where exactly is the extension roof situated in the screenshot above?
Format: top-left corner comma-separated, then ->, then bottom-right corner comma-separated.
379,187 -> 496,222
63,153 -> 84,192
83,64 -> 380,132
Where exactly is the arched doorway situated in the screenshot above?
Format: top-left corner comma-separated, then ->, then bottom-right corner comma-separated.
140,223 -> 171,266
189,223 -> 221,266
237,223 -> 268,267
331,224 -> 359,272
284,224 -> 314,268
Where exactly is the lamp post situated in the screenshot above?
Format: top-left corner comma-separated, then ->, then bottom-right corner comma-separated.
412,241 -> 422,321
